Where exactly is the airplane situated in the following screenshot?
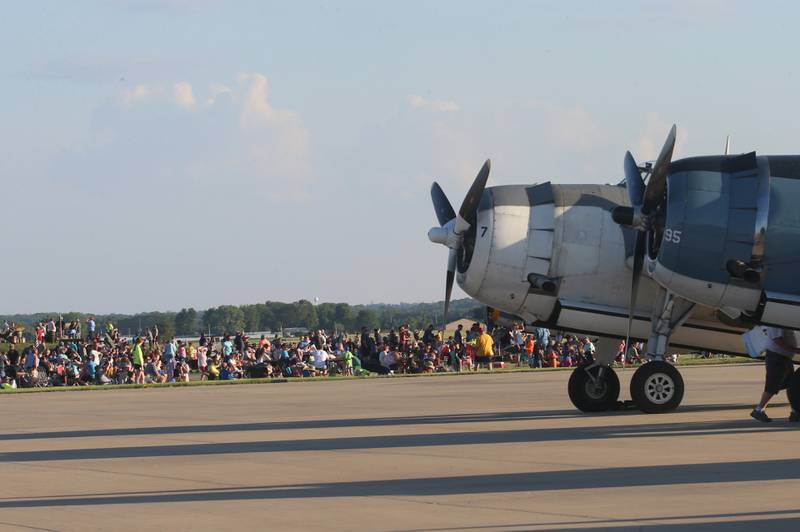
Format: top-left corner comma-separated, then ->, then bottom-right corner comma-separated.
426,127 -> 800,414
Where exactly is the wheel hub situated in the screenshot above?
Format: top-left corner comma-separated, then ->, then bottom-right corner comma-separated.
584,379 -> 608,400
644,372 -> 675,404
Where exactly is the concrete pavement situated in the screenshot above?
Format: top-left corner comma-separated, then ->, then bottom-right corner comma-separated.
1,364 -> 799,531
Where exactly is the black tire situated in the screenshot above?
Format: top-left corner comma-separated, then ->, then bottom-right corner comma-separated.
788,367 -> 800,412
630,361 -> 684,413
568,365 -> 620,412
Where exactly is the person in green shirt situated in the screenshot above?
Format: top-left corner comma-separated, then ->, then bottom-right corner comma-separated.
341,350 -> 354,376
131,337 -> 145,384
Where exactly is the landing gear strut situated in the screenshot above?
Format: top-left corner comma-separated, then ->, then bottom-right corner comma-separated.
629,288 -> 693,413
568,365 -> 620,412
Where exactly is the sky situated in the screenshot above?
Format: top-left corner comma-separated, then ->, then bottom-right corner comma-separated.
2,0 -> 800,314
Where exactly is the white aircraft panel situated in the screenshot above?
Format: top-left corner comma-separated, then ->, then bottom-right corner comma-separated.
562,206 -> 603,246
529,203 -> 555,230
762,298 -> 800,329
719,283 -> 761,313
524,257 -> 550,277
527,229 -> 553,259
477,262 -> 529,313
555,243 -> 599,277
557,304 -> 746,355
490,208 -> 530,268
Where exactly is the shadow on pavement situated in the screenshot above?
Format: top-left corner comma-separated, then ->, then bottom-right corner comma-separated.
0,459 -> 798,508
3,402 -> 786,441
393,509 -> 800,531
2,417 -> 797,463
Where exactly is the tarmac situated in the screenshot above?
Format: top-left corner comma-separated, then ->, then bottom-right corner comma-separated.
1,364 -> 799,531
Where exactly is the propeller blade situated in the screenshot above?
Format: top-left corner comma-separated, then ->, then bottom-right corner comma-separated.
444,250 -> 456,328
624,151 -> 645,208
724,135 -> 731,155
455,159 -> 491,232
643,124 -> 676,213
623,231 -> 646,360
431,182 -> 457,227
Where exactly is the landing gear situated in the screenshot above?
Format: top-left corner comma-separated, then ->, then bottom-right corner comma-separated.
630,361 -> 684,413
625,288 -> 692,413
568,365 -> 620,412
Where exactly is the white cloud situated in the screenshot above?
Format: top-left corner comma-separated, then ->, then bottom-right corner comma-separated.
407,94 -> 459,113
173,81 -> 196,108
105,72 -> 314,201
118,84 -> 149,106
206,83 -> 232,105
238,73 -> 300,127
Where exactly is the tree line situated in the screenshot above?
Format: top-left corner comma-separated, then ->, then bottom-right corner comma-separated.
0,299 -> 484,338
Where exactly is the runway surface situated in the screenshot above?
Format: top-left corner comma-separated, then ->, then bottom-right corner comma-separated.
2,364 -> 799,531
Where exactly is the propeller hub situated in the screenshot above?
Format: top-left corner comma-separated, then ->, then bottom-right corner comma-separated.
427,227 -> 449,245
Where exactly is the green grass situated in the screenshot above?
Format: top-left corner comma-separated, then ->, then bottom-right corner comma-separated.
0,354 -> 757,394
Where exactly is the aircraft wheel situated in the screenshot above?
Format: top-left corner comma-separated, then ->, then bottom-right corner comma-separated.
630,361 -> 684,413
568,365 -> 620,412
787,367 -> 800,412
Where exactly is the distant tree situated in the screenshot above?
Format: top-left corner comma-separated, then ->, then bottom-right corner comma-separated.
334,303 -> 354,331
259,305 -> 276,331
294,300 -> 319,329
174,308 -> 198,335
355,309 -> 380,331
204,305 -> 245,335
241,304 -> 262,332
157,317 -> 175,340
316,303 -> 337,330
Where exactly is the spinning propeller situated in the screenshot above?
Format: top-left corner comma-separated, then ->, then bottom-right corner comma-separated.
611,125 -> 676,358
427,159 -> 492,327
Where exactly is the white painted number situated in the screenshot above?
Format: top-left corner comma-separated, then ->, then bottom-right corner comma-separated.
663,228 -> 682,244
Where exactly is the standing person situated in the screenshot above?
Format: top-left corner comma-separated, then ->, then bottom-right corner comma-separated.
222,335 -> 234,360
131,337 -> 145,384
197,344 -> 209,380
422,324 -> 435,345
86,316 -> 96,341
340,347 -> 354,376
524,334 -> 536,367
46,319 -> 56,343
162,338 -> 177,382
747,327 -> 800,422
360,327 -> 376,365
453,324 -> 464,346
475,327 -> 495,371
535,327 -> 550,353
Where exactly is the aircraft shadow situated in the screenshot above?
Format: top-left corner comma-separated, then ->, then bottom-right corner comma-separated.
0,458 -> 798,508
395,509 -> 800,532
3,402 -> 785,442
1,418 -> 796,463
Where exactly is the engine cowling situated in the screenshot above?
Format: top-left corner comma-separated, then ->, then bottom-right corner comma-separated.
648,152 -> 800,328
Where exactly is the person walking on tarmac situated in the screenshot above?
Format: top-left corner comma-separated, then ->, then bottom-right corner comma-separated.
748,326 -> 800,422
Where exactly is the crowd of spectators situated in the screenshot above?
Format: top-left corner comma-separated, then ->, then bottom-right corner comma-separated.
0,316 -> 643,389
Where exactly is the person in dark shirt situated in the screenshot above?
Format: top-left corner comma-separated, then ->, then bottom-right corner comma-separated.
6,347 -> 20,381
454,324 -> 464,346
